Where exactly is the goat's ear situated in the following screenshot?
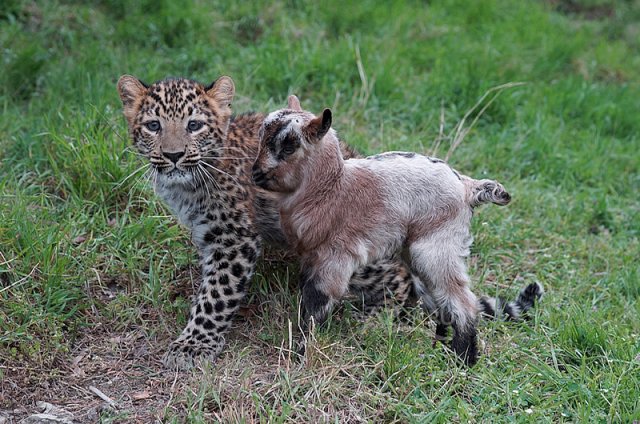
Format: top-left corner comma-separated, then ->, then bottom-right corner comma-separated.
287,94 -> 302,111
305,108 -> 332,142
318,108 -> 332,138
206,76 -> 235,107
117,75 -> 148,126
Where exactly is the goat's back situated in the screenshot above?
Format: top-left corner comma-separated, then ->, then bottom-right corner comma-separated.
347,152 -> 466,216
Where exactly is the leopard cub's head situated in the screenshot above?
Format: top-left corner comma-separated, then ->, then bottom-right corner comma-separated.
117,75 -> 235,185
252,95 -> 332,193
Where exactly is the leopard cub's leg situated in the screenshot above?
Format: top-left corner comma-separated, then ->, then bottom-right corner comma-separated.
347,259 -> 415,321
163,219 -> 260,370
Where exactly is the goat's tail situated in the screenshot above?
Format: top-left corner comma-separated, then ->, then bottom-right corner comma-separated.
462,176 -> 511,207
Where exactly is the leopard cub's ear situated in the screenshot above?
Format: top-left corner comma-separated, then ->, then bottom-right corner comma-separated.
206,76 -> 235,107
117,75 -> 148,126
287,95 -> 302,111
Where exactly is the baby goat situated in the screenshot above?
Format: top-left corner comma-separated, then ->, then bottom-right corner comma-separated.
252,96 -> 511,365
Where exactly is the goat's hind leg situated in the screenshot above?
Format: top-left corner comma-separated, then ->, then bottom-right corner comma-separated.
408,233 -> 480,366
409,274 -> 450,344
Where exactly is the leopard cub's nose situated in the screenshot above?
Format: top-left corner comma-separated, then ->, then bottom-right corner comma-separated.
163,150 -> 186,164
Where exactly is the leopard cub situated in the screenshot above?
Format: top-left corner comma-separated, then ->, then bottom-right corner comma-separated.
118,75 -> 261,369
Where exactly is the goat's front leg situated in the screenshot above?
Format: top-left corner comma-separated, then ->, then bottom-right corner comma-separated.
297,257 -> 353,355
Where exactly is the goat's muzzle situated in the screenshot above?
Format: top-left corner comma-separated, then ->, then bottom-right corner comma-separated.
251,164 -> 268,188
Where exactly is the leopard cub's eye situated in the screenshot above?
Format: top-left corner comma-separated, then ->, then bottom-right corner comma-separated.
144,121 -> 161,132
187,120 -> 204,132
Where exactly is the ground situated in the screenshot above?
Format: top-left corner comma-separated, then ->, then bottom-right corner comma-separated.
1,0 -> 639,422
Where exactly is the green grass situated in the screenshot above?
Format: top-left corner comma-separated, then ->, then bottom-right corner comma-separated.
1,0 -> 639,422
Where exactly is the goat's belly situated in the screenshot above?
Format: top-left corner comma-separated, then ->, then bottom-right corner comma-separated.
349,231 -> 404,268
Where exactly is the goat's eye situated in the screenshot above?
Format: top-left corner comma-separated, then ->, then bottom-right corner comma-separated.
144,120 -> 161,132
282,145 -> 296,155
187,120 -> 204,132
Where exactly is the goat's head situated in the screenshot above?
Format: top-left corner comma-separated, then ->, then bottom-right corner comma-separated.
252,95 -> 332,192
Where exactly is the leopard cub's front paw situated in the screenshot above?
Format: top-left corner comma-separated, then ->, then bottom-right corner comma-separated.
162,336 -> 224,370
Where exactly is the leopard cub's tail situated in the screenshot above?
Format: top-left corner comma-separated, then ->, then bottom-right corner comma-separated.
479,282 -> 544,320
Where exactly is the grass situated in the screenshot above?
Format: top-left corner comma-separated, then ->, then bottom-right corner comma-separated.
1,0 -> 639,421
